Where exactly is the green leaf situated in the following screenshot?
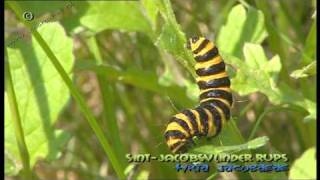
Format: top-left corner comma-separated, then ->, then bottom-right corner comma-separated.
5,150 -> 19,176
68,1 -> 152,34
141,0 -> 160,29
217,3 -> 316,120
137,170 -> 150,180
155,21 -> 195,77
217,4 -> 267,58
228,43 -> 316,120
191,136 -> 269,154
75,60 -> 196,108
184,80 -> 199,103
289,147 -> 316,180
5,23 -> 73,174
5,1 -> 75,38
228,43 -> 315,120
158,65 -> 178,87
290,61 -> 316,79
124,164 -> 136,176
231,43 -> 281,97
278,83 -> 316,121
156,22 -> 187,60
14,1 -> 71,16
301,17 -> 316,65
154,0 -> 196,78
301,99 -> 316,122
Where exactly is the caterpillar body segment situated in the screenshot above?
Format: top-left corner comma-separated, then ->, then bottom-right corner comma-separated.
165,37 -> 233,153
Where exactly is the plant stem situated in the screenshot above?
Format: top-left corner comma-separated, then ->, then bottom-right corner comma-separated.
86,36 -> 127,167
7,2 -> 125,179
248,106 -> 296,141
5,54 -> 32,180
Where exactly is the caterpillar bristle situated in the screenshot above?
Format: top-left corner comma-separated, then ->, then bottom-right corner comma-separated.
164,36 -> 233,153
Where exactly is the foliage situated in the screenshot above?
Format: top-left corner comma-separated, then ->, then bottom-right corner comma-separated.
5,0 -> 316,179
289,147 -> 316,180
5,23 -> 73,175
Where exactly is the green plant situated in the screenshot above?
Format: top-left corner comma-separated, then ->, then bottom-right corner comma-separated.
5,0 -> 316,179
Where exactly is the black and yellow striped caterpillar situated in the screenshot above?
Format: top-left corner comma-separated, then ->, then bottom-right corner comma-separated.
164,36 -> 233,153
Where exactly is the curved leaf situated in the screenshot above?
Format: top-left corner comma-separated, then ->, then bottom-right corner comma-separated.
74,1 -> 151,34
217,4 -> 267,58
5,22 -> 73,175
289,147 -> 316,180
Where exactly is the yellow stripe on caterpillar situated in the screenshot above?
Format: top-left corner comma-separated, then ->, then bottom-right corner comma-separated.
195,55 -> 222,69
166,122 -> 189,137
167,138 -> 184,146
200,97 -> 231,109
196,71 -> 228,82
212,106 -> 227,127
200,87 -> 231,95
195,42 -> 215,56
190,109 -> 203,135
174,113 -> 194,135
191,37 -> 206,51
203,108 -> 216,137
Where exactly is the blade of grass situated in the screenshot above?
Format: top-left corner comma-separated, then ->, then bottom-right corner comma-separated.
248,106 -> 300,141
7,2 -> 125,179
75,60 -> 195,108
85,36 -> 127,166
206,172 -> 218,180
117,85 -> 176,178
239,101 -> 254,118
86,36 -> 103,65
278,1 -> 304,43
227,119 -> 267,180
117,90 -> 151,153
213,0 -> 237,29
254,0 -> 290,83
137,91 -> 178,179
5,53 -> 32,180
301,17 -> 316,65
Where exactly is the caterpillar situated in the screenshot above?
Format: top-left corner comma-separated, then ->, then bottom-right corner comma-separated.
164,36 -> 233,153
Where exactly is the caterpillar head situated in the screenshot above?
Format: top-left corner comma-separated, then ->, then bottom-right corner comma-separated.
166,138 -> 194,154
186,36 -> 206,51
165,126 -> 195,153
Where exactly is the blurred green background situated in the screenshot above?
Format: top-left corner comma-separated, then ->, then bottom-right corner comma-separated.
5,0 -> 316,179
